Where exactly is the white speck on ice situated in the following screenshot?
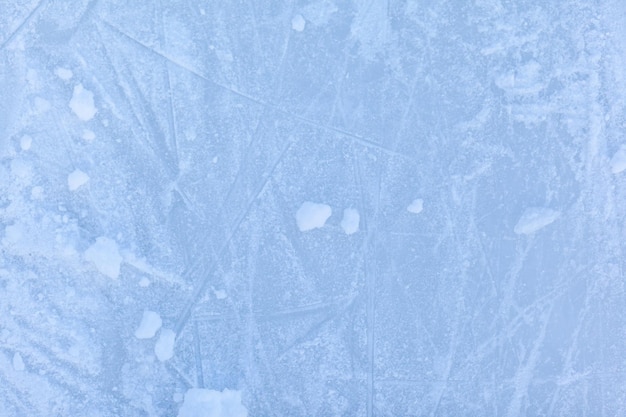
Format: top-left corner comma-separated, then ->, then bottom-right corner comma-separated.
69,83 -> 97,121
68,169 -> 89,191
134,311 -> 163,339
292,14 -> 306,31
296,201 -> 332,232
85,237 -> 123,279
20,135 -> 32,150
82,129 -> 96,141
213,288 -> 227,299
55,67 -> 73,80
340,208 -> 360,235
177,388 -> 248,417
407,199 -> 424,214
155,329 -> 176,362
610,146 -> 626,174
12,353 -> 25,371
514,207 -> 560,235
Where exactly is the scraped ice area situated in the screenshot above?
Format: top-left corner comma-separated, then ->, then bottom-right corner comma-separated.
2,1 -> 626,415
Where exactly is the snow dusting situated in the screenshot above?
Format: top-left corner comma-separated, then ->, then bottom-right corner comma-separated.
69,83 -> 97,121
295,201 -> 332,232
514,207 -> 560,235
407,198 -> 423,214
84,237 -> 123,279
155,329 -> 176,362
134,311 -> 163,339
67,169 -> 89,191
340,208 -> 360,234
177,389 -> 248,417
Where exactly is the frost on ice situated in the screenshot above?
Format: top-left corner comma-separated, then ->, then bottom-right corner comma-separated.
154,329 -> 176,362
514,207 -> 560,235
610,146 -> 626,174
84,237 -> 122,279
340,208 -> 360,235
177,388 -> 248,417
407,198 -> 424,214
134,311 -> 163,339
67,169 -> 89,191
69,83 -> 97,121
295,201 -> 332,232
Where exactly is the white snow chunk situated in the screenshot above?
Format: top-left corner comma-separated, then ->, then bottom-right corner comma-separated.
82,129 -> 96,141
55,67 -> 73,80
177,388 -> 248,417
68,169 -> 89,191
20,135 -> 32,150
340,208 -> 360,235
292,14 -> 306,31
407,199 -> 424,214
85,237 -> 122,279
155,329 -> 176,362
134,311 -> 163,339
213,288 -> 227,299
12,352 -> 25,371
295,202 -> 332,232
139,277 -> 151,287
514,207 -> 560,235
69,83 -> 97,121
610,147 -> 626,174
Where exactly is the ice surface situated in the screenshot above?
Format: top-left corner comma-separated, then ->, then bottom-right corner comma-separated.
69,83 -> 97,121
514,207 -> 560,235
12,352 -> 25,371
84,237 -> 122,279
177,389 -> 248,417
3,0 -> 626,415
155,329 -> 176,362
295,201 -> 332,231
134,311 -> 163,339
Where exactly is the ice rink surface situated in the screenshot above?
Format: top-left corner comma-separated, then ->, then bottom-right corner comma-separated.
2,1 -> 626,415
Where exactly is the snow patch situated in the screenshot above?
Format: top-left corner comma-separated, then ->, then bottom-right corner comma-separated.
514,207 -> 560,235
12,352 -> 25,371
134,311 -> 163,339
340,208 -> 360,234
213,288 -> 227,299
296,202 -> 332,232
55,67 -> 73,80
84,237 -> 122,279
82,129 -> 96,142
20,135 -> 32,150
407,199 -> 423,214
68,169 -> 89,191
177,388 -> 248,417
292,14 -> 306,31
69,83 -> 97,121
155,329 -> 176,361
610,146 -> 626,174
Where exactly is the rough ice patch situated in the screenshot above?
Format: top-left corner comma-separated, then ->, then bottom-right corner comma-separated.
177,388 -> 248,417
69,83 -> 97,121
68,169 -> 89,191
340,208 -> 360,235
407,199 -> 423,214
610,146 -> 626,174
12,352 -> 25,371
84,237 -> 122,279
514,207 -> 560,235
295,201 -> 332,232
292,14 -> 306,31
134,311 -> 163,339
155,329 -> 176,361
